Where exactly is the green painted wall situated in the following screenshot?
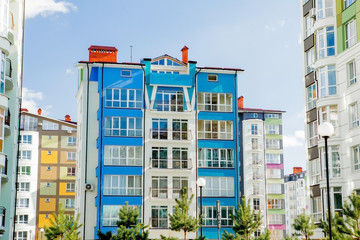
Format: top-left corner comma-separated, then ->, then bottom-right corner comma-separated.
59,198 -> 75,210
265,149 -> 283,154
59,167 -> 75,180
267,179 -> 285,184
265,134 -> 283,140
267,194 -> 285,199
265,119 -> 282,125
40,182 -> 57,195
41,136 -> 58,148
268,209 -> 286,215
61,136 -> 76,149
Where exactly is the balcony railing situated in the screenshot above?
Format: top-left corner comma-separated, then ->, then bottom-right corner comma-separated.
150,188 -> 193,199
252,175 -> 263,181
151,101 -> 191,112
0,207 -> 5,232
149,158 -> 192,170
150,129 -> 192,141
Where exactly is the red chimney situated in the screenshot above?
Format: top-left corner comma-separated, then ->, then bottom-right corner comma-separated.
65,115 -> 71,122
181,46 -> 189,63
238,96 -> 244,109
21,108 -> 28,112
293,167 -> 303,174
88,45 -> 118,63
37,108 -> 42,115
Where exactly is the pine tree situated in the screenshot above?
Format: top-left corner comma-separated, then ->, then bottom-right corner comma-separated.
168,187 -> 200,240
230,196 -> 262,240
292,213 -> 315,240
44,205 -> 82,240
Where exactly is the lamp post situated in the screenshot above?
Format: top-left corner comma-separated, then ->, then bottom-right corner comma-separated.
197,177 -> 206,238
318,122 -> 334,240
40,228 -> 44,240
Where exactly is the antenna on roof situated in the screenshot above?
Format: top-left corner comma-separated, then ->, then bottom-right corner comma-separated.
130,45 -> 133,62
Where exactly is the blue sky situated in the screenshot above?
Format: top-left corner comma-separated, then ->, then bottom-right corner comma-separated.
23,0 -> 305,174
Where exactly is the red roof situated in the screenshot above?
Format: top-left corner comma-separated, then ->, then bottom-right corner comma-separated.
88,45 -> 118,51
238,107 -> 285,113
199,66 -> 244,71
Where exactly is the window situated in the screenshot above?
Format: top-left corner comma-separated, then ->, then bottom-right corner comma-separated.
152,58 -> 181,66
202,206 -> 234,226
268,199 -> 282,209
267,184 -> 282,194
352,145 -> 360,171
253,183 -> 260,195
105,117 -> 142,137
67,152 -> 76,161
252,153 -> 261,165
350,103 -> 359,128
319,105 -> 338,130
172,119 -> 188,140
266,154 -> 281,164
321,146 -> 341,177
155,89 -> 183,112
345,0 -> 356,8
253,198 -> 260,210
265,114 -> 280,119
317,0 -> 334,19
0,108 -> 3,153
310,159 -> 321,185
306,48 -> 315,74
348,60 -> 357,85
304,15 -> 314,38
62,125 -> 76,131
316,27 -> 335,59
198,92 -> 233,112
203,177 -> 234,197
104,145 -> 142,166
0,53 -> 4,94
308,121 -> 318,148
67,167 -> 76,176
312,196 -> 322,223
121,69 -> 132,77
103,205 -> 142,226
251,138 -> 259,150
17,182 -> 30,192
266,139 -> 281,149
251,124 -> 258,135
318,65 -> 336,97
16,198 -> 29,208
15,214 -> 28,224
20,150 -> 31,160
21,135 -> 32,144
198,120 -> 233,140
198,148 -> 234,168
152,118 -> 167,139
151,176 -> 168,198
42,120 -> 59,130
65,198 -> 75,208
105,88 -> 142,108
333,187 -> 343,212
173,176 -> 188,199
67,136 -> 76,146
268,214 -> 283,224
151,147 -> 168,169
20,115 -> 38,131
173,148 -> 190,169
267,168 -> 282,179
17,166 -> 30,175
208,74 -> 218,82
14,231 -> 28,240
104,175 -> 142,195
250,113 -> 258,118
66,183 -> 75,192
151,206 -> 168,228
346,19 -> 357,49
265,124 -> 280,135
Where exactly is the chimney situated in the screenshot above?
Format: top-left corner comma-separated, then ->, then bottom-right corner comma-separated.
293,167 -> 302,174
65,115 -> 71,122
21,108 -> 28,112
37,108 -> 42,115
238,96 -> 244,109
181,46 -> 189,63
88,45 -> 118,63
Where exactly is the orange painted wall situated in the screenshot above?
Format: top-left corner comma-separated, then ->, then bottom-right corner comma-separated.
41,151 -> 58,164
40,166 -> 58,180
39,198 -> 56,212
38,214 -> 54,228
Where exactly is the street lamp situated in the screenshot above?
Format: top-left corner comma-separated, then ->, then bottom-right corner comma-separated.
197,177 -> 206,238
318,122 -> 334,240
40,228 -> 44,240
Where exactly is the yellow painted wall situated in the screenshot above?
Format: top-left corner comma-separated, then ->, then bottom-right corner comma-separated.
41,151 -> 58,164
61,136 -> 77,149
60,151 -> 77,164
59,182 -> 75,196
59,167 -> 76,180
39,198 -> 56,212
40,166 -> 58,180
41,135 -> 58,148
38,214 -> 54,228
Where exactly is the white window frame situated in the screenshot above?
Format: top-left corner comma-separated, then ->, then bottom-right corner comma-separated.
266,124 -> 280,135
304,14 -> 314,38
319,105 -> 338,131
266,139 -> 281,149
198,120 -> 233,140
350,102 -> 360,128
318,65 -> 337,97
203,177 -> 234,197
155,90 -> 184,112
344,0 -> 356,8
42,120 -> 59,130
348,60 -> 357,85
67,152 -> 76,161
266,168 -> 282,179
198,148 -> 234,168
316,27 -> 335,59
104,175 -> 142,196
202,206 -> 234,226
321,145 -> 341,178
208,74 -> 218,82
105,117 -> 142,137
310,158 -> 321,185
308,121 -> 318,148
14,231 -> 28,240
121,69 -> 132,77
20,150 -> 31,160
66,183 -> 75,192
18,182 -> 30,192
67,167 -> 75,176
105,88 -> 142,109
266,154 -> 281,164
16,198 -> 29,208
312,196 -> 322,223
267,184 -> 282,194
16,214 -> 29,224
67,136 -> 76,146
267,199 -> 282,209
352,145 -> 360,171
65,198 -> 75,208
103,205 -> 142,226
346,19 -> 357,49
198,92 -> 233,112
306,48 -> 315,74
317,0 -> 334,19
151,206 -> 168,228
265,114 -> 280,119
18,166 -> 30,175
21,135 -> 32,144
269,214 -> 283,225
151,176 -> 168,198
104,145 -> 142,166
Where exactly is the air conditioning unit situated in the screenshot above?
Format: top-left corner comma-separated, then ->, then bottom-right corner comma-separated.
67,130 -> 72,134
85,183 -> 94,191
309,8 -> 316,18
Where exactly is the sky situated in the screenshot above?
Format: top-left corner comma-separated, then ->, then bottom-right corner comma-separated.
22,0 -> 306,174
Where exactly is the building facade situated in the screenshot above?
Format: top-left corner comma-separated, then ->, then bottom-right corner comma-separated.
238,100 -> 286,240
284,168 -> 308,237
75,45 -> 243,239
301,0 -> 360,238
0,0 -> 25,238
15,111 -> 77,240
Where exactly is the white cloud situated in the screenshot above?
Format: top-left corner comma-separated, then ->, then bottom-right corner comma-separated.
283,130 -> 305,148
65,68 -> 74,75
280,20 -> 286,27
22,88 -> 52,115
26,0 -> 77,19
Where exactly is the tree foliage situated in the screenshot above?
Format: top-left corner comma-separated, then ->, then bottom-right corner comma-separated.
292,213 -> 315,240
44,206 -> 82,240
168,187 -> 200,240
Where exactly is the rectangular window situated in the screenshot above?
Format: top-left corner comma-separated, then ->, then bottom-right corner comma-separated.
266,168 -> 282,179
121,69 -> 132,77
198,148 -> 234,168
103,205 -> 142,226
151,147 -> 168,169
20,150 -> 31,160
266,154 -> 281,164
172,119 -> 188,140
318,65 -> 336,97
268,214 -> 283,224
265,114 -> 280,119
17,166 -> 30,175
104,175 -> 142,195
346,19 -> 357,49
348,60 -> 357,85
17,182 -> 30,192
265,124 -> 280,135
268,199 -> 282,209
350,103 -> 359,128
21,135 -> 32,144
67,167 -> 76,176
173,148 -> 190,169
65,198 -> 75,208
251,124 -> 258,135
198,92 -> 233,112
66,183 -> 75,192
15,214 -> 29,224
308,121 -> 318,148
203,177 -> 234,197
20,115 -> 38,131
172,176 -> 188,199
252,153 -> 261,165
152,118 -> 167,139
310,158 -> 321,185
251,138 -> 259,150
198,120 -> 233,140
307,84 -> 317,110
345,0 -> 356,8
352,145 -> 360,171
312,196 -> 322,223
316,27 -> 335,58
16,198 -> 29,208
105,117 -> 142,137
253,183 -> 260,195
67,152 -> 76,161
67,136 -> 76,146
321,146 -> 341,178
319,105 -> 338,132
155,90 -> 183,112
208,74 -> 218,82
202,206 -> 234,226
266,139 -> 281,149
104,145 -> 142,166
253,198 -> 260,210
105,88 -> 142,108
151,206 -> 168,228
306,48 -> 315,74
14,231 -> 28,240
267,184 -> 282,194
151,176 -> 168,198
304,15 -> 314,38
317,0 -> 334,19
333,187 -> 343,212
42,120 -> 59,130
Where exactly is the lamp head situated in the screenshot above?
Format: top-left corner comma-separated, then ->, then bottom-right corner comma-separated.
318,122 -> 334,137
197,177 -> 206,187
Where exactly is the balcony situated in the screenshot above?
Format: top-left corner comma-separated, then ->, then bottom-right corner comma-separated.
149,158 -> 192,170
252,175 -> 263,181
5,58 -> 12,90
151,101 -> 191,112
4,111 -> 10,136
0,207 -> 5,234
0,157 -> 8,182
150,188 -> 193,199
150,129 -> 192,141
147,72 -> 193,87
251,160 -> 262,166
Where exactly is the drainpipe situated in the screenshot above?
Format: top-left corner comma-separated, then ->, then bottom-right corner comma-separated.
98,63 -> 105,233
140,64 -> 146,224
194,68 -> 201,237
